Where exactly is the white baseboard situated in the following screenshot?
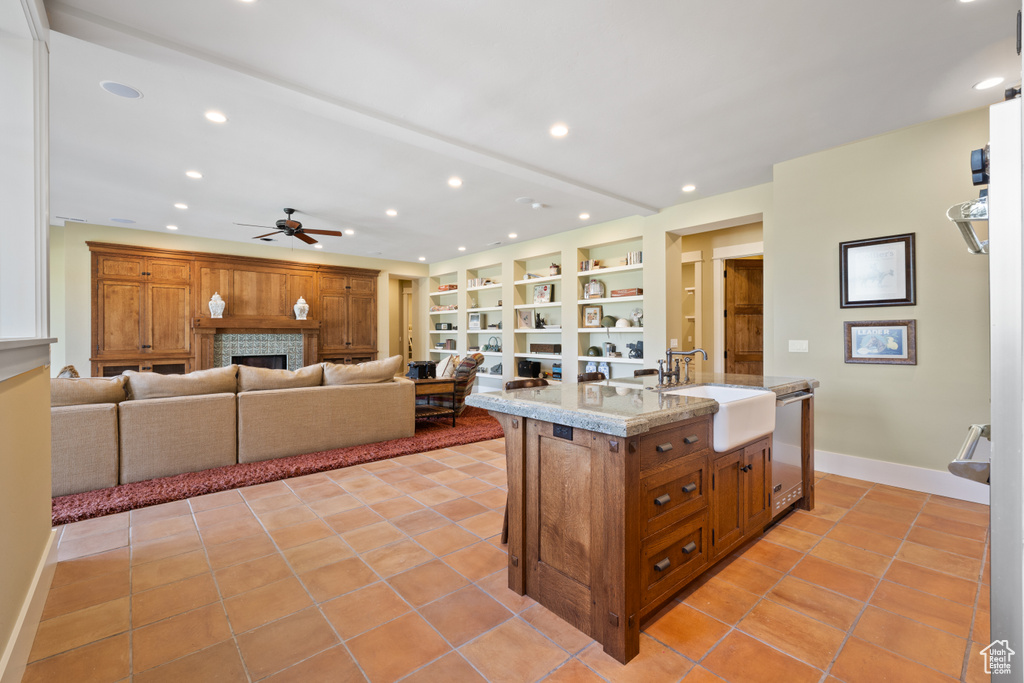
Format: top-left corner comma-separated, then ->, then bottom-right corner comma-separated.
813,448 -> 990,505
0,529 -> 58,683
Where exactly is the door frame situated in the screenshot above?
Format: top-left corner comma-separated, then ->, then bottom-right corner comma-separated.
712,241 -> 763,373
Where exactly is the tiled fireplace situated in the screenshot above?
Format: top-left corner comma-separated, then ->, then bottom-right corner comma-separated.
214,333 -> 304,371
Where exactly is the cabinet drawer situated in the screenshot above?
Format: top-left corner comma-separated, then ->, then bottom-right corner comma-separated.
640,417 -> 710,472
641,454 -> 708,538
640,512 -> 709,606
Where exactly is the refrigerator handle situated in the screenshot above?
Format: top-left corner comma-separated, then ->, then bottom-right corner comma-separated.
948,423 -> 991,484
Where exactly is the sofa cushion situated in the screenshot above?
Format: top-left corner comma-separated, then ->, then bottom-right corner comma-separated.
323,355 -> 403,386
124,365 -> 238,400
51,376 -> 127,407
51,404 -> 119,496
237,364 -> 323,392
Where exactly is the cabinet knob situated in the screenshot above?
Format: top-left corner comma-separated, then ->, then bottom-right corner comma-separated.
141,345 -> 152,349
656,442 -> 673,453
681,482 -> 697,494
683,435 -> 699,444
654,558 -> 671,572
345,342 -> 352,345
741,464 -> 752,473
681,541 -> 697,555
654,494 -> 671,506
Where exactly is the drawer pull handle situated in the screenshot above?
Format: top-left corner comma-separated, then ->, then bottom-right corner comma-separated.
654,558 -> 671,572
681,541 -> 697,554
683,435 -> 699,444
654,494 -> 671,506
681,482 -> 697,494
656,442 -> 673,453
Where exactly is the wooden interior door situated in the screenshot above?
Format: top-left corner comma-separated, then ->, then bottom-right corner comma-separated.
724,259 -> 763,374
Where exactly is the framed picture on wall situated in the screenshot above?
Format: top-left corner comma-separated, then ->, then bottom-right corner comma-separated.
534,284 -> 553,304
844,319 -> 917,364
517,308 -> 535,329
583,305 -> 603,327
839,233 -> 916,308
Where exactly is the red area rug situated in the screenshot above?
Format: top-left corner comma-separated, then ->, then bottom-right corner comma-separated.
52,407 -> 504,526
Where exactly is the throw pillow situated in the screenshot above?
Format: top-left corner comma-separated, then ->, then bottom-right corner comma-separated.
55,365 -> 80,378
323,355 -> 403,386
124,365 -> 238,400
51,376 -> 127,407
237,364 -> 324,392
435,354 -> 458,378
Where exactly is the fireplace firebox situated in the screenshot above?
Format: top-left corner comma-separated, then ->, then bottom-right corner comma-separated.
231,354 -> 287,370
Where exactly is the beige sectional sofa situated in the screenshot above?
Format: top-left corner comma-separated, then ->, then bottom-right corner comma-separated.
50,356 -> 414,496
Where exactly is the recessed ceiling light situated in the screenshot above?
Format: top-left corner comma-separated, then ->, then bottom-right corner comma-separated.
314,244 -> 323,249
204,110 -> 228,123
458,246 -> 466,251
682,184 -> 696,192
174,203 -> 188,209
386,209 -> 398,217
344,229 -> 355,235
166,225 -> 178,230
448,177 -> 462,188
185,170 -> 203,179
111,218 -> 135,224
239,0 -> 257,3
974,77 -> 1004,90
550,123 -> 569,137
99,81 -> 143,99
579,213 -> 590,220
418,256 -> 426,261
959,0 -> 976,3
515,197 -> 534,205
508,233 -> 518,239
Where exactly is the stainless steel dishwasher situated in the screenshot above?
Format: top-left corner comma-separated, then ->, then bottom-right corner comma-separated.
772,390 -> 814,519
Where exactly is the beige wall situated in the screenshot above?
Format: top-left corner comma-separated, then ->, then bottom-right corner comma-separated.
769,108 -> 990,470
50,224 -> 427,375
0,366 -> 52,654
429,109 -> 989,473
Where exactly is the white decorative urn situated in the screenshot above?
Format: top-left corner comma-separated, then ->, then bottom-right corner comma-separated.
294,296 -> 309,320
208,292 -> 225,318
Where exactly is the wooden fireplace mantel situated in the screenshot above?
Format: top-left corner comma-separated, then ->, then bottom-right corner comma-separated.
192,318 -> 320,370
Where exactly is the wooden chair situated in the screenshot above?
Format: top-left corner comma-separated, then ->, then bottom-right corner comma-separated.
505,378 -> 548,391
634,368 -> 658,377
577,371 -> 606,382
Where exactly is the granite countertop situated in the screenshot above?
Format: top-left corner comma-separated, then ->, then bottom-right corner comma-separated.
465,372 -> 819,437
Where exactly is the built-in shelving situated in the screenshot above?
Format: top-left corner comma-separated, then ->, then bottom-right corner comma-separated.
514,352 -> 561,360
513,274 -> 561,286
576,263 -> 643,277
514,302 -> 560,310
466,306 -> 503,313
466,282 -> 502,292
514,328 -> 561,334
576,356 -> 643,364
576,295 -> 644,305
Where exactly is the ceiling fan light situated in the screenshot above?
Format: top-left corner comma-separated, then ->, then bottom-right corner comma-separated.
314,244 -> 323,249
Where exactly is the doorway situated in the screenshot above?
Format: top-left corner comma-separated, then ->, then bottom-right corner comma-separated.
724,257 -> 763,375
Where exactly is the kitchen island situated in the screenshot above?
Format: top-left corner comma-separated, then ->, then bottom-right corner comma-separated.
466,373 -> 818,663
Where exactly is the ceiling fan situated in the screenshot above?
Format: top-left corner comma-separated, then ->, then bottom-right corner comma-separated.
234,208 -> 342,245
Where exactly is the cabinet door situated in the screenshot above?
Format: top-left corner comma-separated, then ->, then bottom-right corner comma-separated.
348,275 -> 375,295
743,439 -> 771,532
146,283 -> 191,354
146,257 -> 192,283
96,280 -> 143,356
319,294 -> 349,352
95,254 -> 144,280
348,295 -> 376,350
710,450 -> 744,557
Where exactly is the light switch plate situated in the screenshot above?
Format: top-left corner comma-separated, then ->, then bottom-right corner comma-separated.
789,340 -> 809,353
670,338 -> 678,347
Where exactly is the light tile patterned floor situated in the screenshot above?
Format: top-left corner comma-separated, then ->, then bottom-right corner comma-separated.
26,438 -> 992,682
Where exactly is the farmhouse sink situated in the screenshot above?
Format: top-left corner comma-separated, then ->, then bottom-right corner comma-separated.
665,385 -> 776,452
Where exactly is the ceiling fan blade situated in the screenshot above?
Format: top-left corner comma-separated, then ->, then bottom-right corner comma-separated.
282,220 -> 302,230
295,232 -> 317,245
252,232 -> 280,239
234,222 -> 275,229
301,229 -> 343,236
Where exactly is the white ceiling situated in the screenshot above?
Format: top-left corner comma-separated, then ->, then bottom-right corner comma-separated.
46,0 -> 1019,263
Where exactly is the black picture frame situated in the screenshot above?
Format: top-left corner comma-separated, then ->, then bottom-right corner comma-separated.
839,233 -> 916,308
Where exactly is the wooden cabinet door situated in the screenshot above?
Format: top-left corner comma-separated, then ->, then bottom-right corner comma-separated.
348,295 -> 376,350
145,283 -> 191,354
348,275 -> 375,295
95,254 -> 144,280
319,294 -> 349,352
96,280 -> 143,356
743,439 -> 771,532
710,450 -> 744,557
146,257 -> 191,283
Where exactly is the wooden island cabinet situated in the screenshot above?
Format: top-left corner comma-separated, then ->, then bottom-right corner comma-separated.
467,375 -> 816,664
89,243 -> 380,376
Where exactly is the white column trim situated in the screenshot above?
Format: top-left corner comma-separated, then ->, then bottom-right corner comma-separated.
711,241 -> 763,373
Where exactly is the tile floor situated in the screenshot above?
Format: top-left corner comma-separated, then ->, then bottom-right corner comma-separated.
25,438 -> 992,682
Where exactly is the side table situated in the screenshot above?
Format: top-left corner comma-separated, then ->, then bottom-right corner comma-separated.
412,377 -> 457,427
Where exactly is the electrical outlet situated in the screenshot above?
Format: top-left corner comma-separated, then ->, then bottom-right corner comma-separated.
687,336 -> 693,342
670,338 -> 678,347
789,340 -> 809,353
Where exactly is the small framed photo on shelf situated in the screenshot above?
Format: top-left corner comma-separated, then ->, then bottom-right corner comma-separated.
844,319 -> 917,365
534,284 -> 553,304
517,308 -> 535,329
839,233 -> 916,308
468,312 -> 483,330
583,305 -> 603,327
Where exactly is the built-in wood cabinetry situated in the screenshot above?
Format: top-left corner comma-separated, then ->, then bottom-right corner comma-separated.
498,411 -> 772,664
89,243 -> 379,376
